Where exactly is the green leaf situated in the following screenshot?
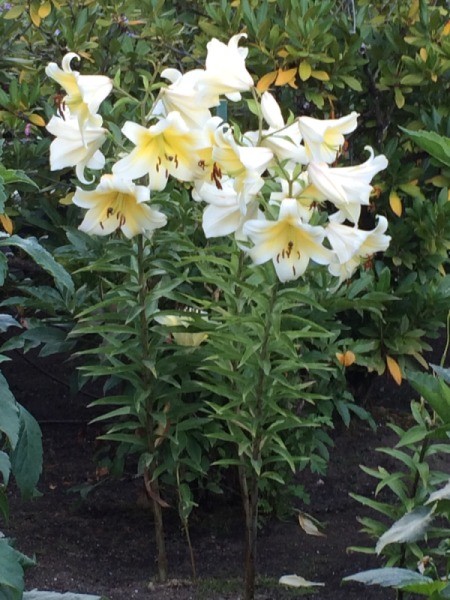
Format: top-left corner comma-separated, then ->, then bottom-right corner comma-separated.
0,236 -> 74,294
0,538 -> 25,598
10,406 -> 43,499
0,372 -> 20,447
407,370 -> 450,423
0,450 -> 11,486
343,567 -> 432,588
399,127 -> 450,167
375,506 -> 435,554
0,166 -> 38,189
395,425 -> 428,448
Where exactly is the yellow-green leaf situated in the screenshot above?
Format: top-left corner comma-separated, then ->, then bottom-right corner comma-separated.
38,0 -> 52,18
311,70 -> 330,82
389,190 -> 402,216
298,61 -> 312,82
29,2 -> 42,26
28,114 -> 46,127
4,5 -> 26,19
394,87 -> 405,109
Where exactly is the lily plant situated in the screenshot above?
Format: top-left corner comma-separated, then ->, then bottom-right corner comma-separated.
45,32 -> 390,599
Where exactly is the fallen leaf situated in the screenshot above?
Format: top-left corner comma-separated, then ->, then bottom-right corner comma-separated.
386,355 -> 402,386
298,512 -> 326,537
279,574 -> 325,588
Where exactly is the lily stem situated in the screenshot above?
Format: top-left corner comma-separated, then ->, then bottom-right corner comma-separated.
137,235 -> 168,583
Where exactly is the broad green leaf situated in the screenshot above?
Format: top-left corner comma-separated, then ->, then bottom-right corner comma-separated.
10,406 -> 42,499
0,538 -> 25,598
0,372 -> 20,447
375,506 -> 435,554
400,127 -> 450,167
0,236 -> 74,294
407,370 -> 450,423
0,166 -> 38,189
0,315 -> 20,332
395,425 -> 428,448
343,567 -> 432,588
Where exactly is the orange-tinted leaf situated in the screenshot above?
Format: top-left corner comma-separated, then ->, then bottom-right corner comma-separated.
298,61 -> 312,82
443,21 -> 450,36
28,114 -> 46,127
386,355 -> 402,386
0,214 -> 13,235
311,70 -> 330,82
389,190 -> 402,217
256,71 -> 277,93
336,350 -> 356,367
275,67 -> 297,86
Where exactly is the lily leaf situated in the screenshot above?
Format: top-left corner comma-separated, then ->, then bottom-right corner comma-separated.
279,574 -> 325,588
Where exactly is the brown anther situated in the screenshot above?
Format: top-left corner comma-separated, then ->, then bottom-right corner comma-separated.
100,221 -> 104,230
106,207 -> 114,218
198,160 -> 206,170
286,241 -> 294,258
292,265 -> 296,276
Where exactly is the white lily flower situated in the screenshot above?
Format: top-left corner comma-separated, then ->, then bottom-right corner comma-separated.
46,113 -> 107,184
307,147 -> 388,223
112,112 -> 209,189
194,177 -> 263,239
46,52 -> 112,134
73,174 -> 167,239
198,34 -> 254,101
270,170 -> 324,222
298,111 -> 358,163
150,68 -> 214,128
327,216 -> 391,282
243,198 -> 333,282
213,125 -> 272,212
246,92 -> 307,165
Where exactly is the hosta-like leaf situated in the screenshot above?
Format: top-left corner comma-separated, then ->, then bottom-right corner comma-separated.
0,372 -> 20,447
10,406 -> 42,499
343,567 -> 432,588
375,506 -> 435,554
0,538 -> 25,598
399,127 -> 450,167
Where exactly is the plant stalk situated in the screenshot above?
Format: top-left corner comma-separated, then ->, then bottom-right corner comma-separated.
137,235 -> 168,583
241,283 -> 278,600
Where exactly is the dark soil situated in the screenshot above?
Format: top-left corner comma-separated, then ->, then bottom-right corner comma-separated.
3,346 -> 411,600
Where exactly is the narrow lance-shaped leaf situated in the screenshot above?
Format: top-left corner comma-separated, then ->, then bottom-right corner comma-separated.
0,235 -> 74,294
0,371 -> 20,447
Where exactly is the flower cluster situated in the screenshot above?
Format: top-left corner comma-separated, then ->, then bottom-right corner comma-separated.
46,34 -> 390,281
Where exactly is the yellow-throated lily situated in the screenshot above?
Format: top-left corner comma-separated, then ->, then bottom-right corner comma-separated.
243,198 -> 333,282
298,111 -> 358,163
73,174 -> 167,238
46,113 -> 107,184
307,147 -> 388,223
245,92 -> 307,165
198,34 -> 254,101
326,216 -> 391,282
112,112 -> 209,190
194,177 -> 262,239
212,124 -> 273,212
150,68 -> 215,128
46,53 -> 112,135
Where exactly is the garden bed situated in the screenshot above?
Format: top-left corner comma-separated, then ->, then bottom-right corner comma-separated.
4,347 -> 402,600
